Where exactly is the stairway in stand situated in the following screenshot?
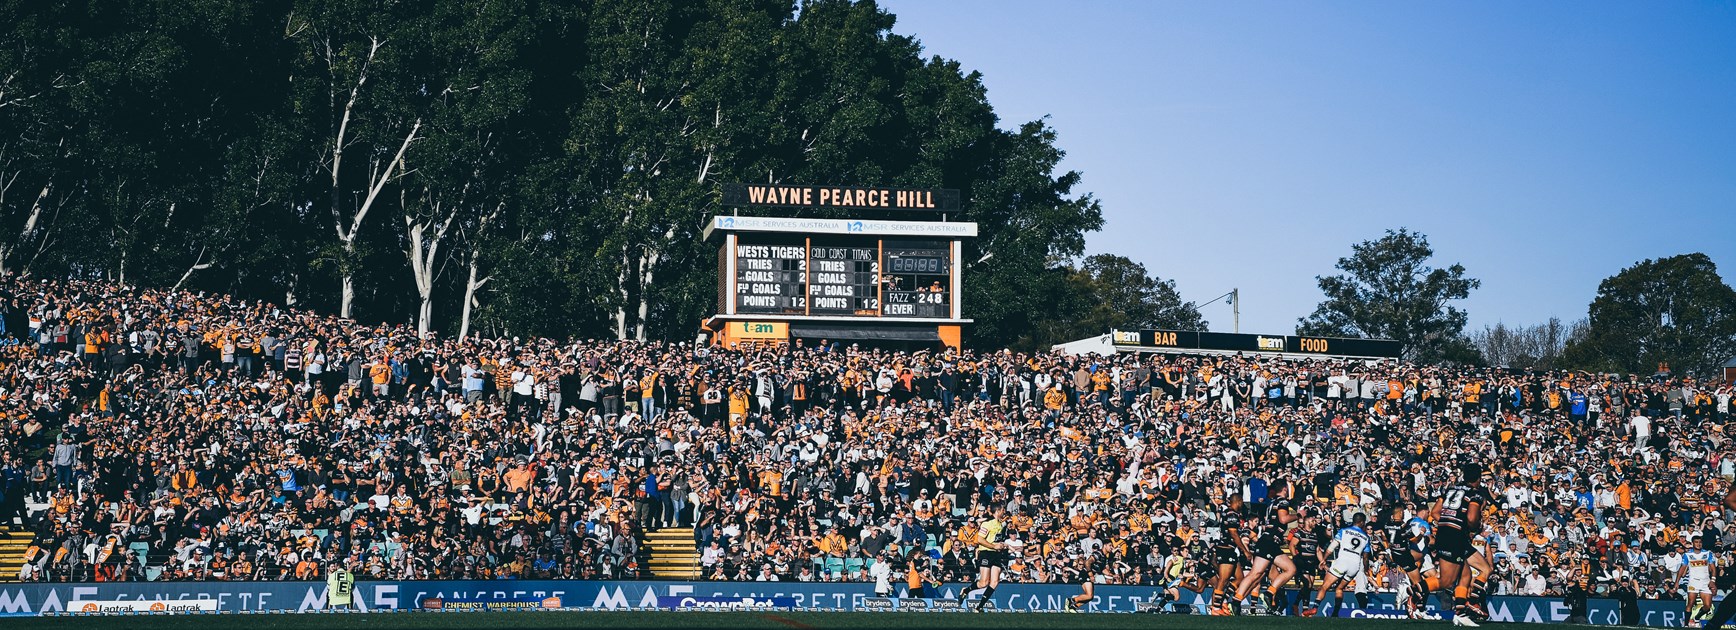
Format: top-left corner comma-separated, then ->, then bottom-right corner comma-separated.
0,527 -> 34,582
642,527 -> 700,579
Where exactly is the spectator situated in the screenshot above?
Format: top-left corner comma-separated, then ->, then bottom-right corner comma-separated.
0,273 -> 1728,598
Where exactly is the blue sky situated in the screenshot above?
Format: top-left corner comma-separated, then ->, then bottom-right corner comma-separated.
880,0 -> 1736,335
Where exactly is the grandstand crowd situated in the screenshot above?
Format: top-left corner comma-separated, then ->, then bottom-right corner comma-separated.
2,276 -> 1735,608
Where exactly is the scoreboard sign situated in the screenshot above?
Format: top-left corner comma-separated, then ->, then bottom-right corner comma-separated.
722,183 -> 960,212
730,234 -> 957,319
1112,329 -> 1401,359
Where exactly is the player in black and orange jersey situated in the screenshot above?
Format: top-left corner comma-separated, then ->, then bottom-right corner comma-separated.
1381,501 -> 1433,618
1066,552 -> 1109,612
905,548 -> 932,599
1431,463 -> 1493,627
1231,477 -> 1299,615
1207,495 -> 1247,616
1288,510 -> 1326,616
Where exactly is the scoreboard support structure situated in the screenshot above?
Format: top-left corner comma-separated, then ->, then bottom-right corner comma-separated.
701,214 -> 975,350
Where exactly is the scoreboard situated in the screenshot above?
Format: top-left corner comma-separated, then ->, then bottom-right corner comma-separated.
702,203 -> 974,349
705,214 -> 975,326
729,234 -> 956,319
880,242 -> 952,318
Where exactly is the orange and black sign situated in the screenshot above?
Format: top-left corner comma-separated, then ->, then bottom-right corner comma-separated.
1113,329 -> 1401,359
723,183 -> 960,212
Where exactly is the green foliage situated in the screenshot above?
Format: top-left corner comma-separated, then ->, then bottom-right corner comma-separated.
0,0 -> 1104,346
1562,253 -> 1736,378
1298,228 -> 1480,363
1059,254 -> 1203,344
983,253 -> 1201,352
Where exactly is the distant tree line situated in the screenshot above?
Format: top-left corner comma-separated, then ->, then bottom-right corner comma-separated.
1297,229 -> 1736,378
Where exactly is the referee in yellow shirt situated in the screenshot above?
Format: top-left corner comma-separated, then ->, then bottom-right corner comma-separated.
957,504 -> 1009,611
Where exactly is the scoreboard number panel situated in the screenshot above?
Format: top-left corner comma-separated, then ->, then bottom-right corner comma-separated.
806,242 -> 880,315
734,237 -> 807,315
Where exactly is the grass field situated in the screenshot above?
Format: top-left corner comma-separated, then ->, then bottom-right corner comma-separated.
1,611 -> 1569,630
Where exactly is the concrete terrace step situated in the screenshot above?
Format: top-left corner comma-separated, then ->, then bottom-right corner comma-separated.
0,530 -> 31,583
640,527 -> 699,579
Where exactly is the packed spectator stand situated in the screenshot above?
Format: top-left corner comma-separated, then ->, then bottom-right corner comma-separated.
1,276 -> 1734,606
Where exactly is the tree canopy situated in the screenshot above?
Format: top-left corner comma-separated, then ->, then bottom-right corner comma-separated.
0,0 -> 1103,348
1297,228 -> 1480,362
1563,253 -> 1736,378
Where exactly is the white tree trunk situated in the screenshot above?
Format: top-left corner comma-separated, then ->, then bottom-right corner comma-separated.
635,254 -> 650,342
614,248 -> 631,340
407,221 -> 431,334
459,249 -> 490,340
171,245 -> 211,292
334,118 -> 422,319
417,296 -> 433,335
340,275 -> 355,320
404,196 -> 456,335
634,226 -> 676,342
0,182 -> 51,275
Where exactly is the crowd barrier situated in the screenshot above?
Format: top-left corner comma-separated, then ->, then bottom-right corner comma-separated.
0,579 -> 1694,626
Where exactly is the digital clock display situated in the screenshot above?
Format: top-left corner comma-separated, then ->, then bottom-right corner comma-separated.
889,256 -> 944,274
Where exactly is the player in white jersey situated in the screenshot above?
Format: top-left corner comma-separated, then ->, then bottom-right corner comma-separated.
1311,511 -> 1371,617
1681,536 -> 1717,627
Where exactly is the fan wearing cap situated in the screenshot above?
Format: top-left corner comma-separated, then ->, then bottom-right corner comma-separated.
1431,462 -> 1493,627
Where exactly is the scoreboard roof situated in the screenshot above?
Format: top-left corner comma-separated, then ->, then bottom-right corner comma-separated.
702,215 -> 977,240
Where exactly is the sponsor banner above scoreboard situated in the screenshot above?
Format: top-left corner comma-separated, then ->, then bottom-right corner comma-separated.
703,215 -> 977,239
1110,329 -> 1402,359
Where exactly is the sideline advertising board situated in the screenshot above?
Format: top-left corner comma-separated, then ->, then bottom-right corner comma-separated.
67,599 -> 219,614
0,580 -> 1691,626
419,596 -> 562,611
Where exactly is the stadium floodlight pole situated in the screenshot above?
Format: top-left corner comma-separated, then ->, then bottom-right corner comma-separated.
1187,289 -> 1239,333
